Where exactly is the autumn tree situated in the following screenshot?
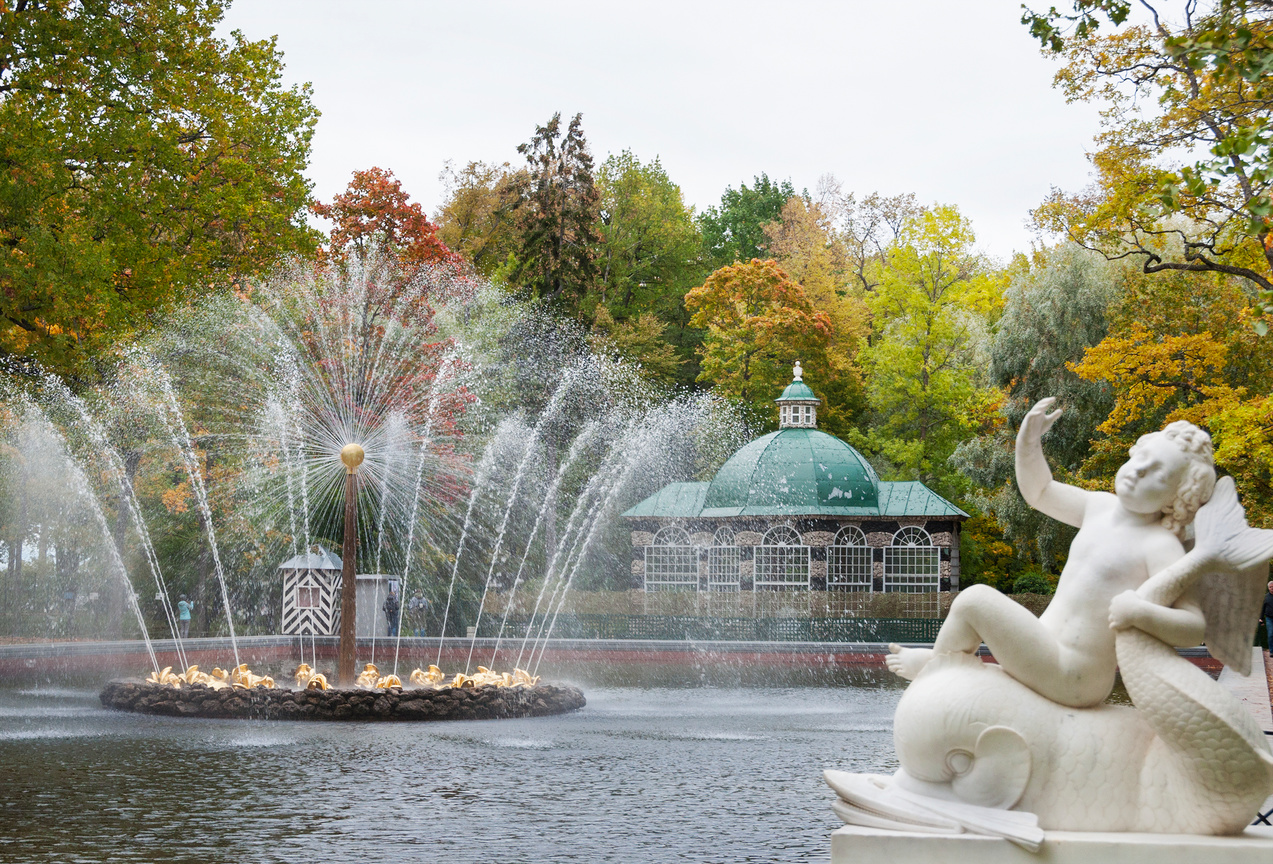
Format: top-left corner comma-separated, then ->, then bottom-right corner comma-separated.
698,174 -> 798,269
1069,265 -> 1273,521
1027,1 -> 1273,324
313,167 -> 456,270
0,0 -> 319,376
684,259 -> 832,422
434,160 -> 525,278
506,112 -> 601,308
856,206 -> 1003,495
761,194 -> 870,435
813,175 -> 924,294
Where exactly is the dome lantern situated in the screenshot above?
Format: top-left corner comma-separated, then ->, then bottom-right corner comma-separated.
775,361 -> 820,429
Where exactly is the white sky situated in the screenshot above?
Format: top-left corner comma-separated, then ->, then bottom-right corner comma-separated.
219,0 -> 1105,261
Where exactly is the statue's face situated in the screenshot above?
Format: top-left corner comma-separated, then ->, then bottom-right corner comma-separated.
1116,434 -> 1189,515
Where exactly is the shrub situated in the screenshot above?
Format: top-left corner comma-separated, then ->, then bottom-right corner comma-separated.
1011,572 -> 1054,595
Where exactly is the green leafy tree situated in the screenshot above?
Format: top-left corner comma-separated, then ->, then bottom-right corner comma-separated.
952,244 -> 1119,571
594,150 -> 705,385
698,174 -> 797,269
856,205 -> 1002,495
596,150 -> 704,313
589,306 -> 684,386
0,0 -> 319,376
685,258 -> 832,423
506,112 -> 601,309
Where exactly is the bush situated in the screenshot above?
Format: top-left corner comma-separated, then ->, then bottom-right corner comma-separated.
1011,572 -> 1054,595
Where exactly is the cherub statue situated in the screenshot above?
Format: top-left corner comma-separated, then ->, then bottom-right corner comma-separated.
887,397 -> 1219,706
829,399 -> 1273,846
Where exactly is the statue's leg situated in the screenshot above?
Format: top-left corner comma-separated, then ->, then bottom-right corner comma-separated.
934,585 -> 1108,708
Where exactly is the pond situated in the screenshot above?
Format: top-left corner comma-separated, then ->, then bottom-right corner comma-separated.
0,674 -> 902,863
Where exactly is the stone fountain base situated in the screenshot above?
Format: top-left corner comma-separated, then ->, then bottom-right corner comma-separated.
100,680 -> 585,722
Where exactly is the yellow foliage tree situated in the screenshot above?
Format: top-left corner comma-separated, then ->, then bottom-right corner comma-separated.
1072,269 -> 1273,523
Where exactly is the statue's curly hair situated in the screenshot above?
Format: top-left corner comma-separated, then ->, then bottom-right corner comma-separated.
1129,421 -> 1216,541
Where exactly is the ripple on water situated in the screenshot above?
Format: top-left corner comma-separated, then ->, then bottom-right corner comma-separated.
487,737 -> 555,750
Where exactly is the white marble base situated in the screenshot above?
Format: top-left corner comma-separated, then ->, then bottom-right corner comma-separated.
831,824 -> 1273,863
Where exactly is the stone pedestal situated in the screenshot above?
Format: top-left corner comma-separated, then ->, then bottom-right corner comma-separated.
831,824 -> 1273,864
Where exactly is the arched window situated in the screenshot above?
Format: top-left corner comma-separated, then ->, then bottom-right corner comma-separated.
884,526 -> 939,593
828,525 -> 871,591
834,525 -> 867,546
892,526 -> 932,546
763,525 -> 802,546
708,526 -> 739,591
645,525 -> 697,591
653,526 -> 692,546
755,525 -> 809,589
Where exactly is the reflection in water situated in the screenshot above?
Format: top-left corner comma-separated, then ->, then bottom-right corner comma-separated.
0,680 -> 901,863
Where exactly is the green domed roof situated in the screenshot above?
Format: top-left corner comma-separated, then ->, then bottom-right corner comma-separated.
775,379 -> 819,402
701,428 -> 879,515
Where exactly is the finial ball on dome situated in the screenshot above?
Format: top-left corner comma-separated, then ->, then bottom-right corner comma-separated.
793,361 -> 803,381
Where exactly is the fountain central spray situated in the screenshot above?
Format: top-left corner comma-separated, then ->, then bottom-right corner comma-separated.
338,442 -> 364,686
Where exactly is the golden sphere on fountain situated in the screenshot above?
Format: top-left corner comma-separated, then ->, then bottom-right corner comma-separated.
340,442 -> 365,473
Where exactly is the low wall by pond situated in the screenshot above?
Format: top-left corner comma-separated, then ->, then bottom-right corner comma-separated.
0,635 -> 1224,687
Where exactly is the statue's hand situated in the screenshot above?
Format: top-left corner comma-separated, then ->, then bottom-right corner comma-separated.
1019,397 -> 1063,446
1109,589 -> 1149,631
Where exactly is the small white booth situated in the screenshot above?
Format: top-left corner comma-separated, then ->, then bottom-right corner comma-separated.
279,545 -> 344,636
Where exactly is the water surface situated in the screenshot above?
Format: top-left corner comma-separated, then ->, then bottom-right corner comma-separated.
0,680 -> 900,863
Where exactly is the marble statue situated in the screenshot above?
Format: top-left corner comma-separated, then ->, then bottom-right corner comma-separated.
829,398 -> 1273,851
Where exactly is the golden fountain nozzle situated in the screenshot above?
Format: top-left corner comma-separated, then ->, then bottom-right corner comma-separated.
340,443 -> 365,474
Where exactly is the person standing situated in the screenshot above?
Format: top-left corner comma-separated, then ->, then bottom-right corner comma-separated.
382,588 -> 400,638
176,594 -> 194,639
408,593 -> 430,637
1263,580 -> 1273,652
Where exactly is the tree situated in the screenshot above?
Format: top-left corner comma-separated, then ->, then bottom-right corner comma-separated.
313,167 -> 456,270
951,244 -> 1119,571
0,0 -> 319,376
507,112 -> 601,308
589,306 -> 684,386
698,174 -> 797,269
813,175 -> 924,294
594,150 -> 705,386
595,150 -> 704,314
1026,1 -> 1273,326
1068,266 -> 1273,521
761,194 -> 870,434
856,205 -> 1003,495
684,258 -> 832,421
434,160 -> 525,278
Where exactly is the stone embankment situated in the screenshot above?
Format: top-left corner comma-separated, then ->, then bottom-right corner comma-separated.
100,680 -> 585,721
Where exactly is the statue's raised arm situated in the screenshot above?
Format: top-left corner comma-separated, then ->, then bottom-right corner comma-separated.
1015,397 -> 1088,528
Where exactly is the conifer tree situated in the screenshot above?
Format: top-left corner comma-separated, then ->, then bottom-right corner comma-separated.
508,112 -> 601,309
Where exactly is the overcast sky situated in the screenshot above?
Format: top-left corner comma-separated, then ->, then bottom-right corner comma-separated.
219,0 -> 1106,261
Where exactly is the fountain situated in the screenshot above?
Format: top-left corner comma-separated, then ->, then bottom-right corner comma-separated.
0,250 -> 739,724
